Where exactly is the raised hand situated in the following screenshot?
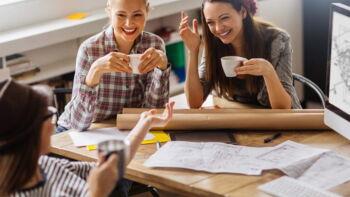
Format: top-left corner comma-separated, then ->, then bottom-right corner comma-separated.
140,101 -> 174,128
179,12 -> 201,54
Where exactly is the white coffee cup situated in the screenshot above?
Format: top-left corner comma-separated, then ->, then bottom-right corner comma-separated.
128,54 -> 142,74
220,56 -> 248,77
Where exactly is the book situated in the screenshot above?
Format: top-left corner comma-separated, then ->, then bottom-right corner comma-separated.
8,61 -> 38,76
5,54 -> 38,76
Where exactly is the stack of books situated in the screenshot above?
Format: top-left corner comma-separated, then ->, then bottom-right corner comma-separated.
6,54 -> 39,76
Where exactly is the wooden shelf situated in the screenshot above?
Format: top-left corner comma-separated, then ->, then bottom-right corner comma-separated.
17,58 -> 75,84
0,9 -> 107,57
3,0 -> 201,85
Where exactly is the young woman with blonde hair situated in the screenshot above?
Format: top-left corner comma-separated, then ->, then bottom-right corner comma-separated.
58,0 -> 171,132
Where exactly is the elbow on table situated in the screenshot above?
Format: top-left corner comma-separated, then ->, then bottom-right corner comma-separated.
187,100 -> 203,109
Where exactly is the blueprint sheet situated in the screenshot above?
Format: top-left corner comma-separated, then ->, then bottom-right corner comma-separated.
144,140 -> 328,175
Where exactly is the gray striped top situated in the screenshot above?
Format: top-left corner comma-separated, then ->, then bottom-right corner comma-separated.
11,156 -> 95,197
199,28 -> 302,109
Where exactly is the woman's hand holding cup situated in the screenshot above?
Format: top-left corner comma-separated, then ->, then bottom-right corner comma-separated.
139,48 -> 168,74
221,56 -> 248,77
88,154 -> 119,197
86,52 -> 132,87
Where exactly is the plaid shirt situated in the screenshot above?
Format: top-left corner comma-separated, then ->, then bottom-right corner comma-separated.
58,26 -> 170,131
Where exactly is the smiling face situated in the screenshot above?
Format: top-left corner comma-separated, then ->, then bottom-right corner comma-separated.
107,0 -> 148,43
203,2 -> 245,47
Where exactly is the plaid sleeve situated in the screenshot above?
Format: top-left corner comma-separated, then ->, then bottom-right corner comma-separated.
143,36 -> 170,108
69,44 -> 100,130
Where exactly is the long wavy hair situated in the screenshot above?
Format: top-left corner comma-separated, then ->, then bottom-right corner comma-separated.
0,81 -> 48,195
201,0 -> 278,100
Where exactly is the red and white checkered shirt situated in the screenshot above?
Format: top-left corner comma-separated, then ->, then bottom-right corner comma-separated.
58,26 -> 170,131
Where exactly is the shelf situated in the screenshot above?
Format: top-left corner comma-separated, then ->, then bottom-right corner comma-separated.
0,9 -> 107,57
17,58 -> 75,84
0,0 -> 201,57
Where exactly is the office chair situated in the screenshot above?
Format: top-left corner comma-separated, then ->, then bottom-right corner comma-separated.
292,73 -> 326,108
53,87 -> 72,116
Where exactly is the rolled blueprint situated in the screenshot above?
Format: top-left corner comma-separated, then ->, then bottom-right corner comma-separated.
117,109 -> 328,131
122,108 -> 323,114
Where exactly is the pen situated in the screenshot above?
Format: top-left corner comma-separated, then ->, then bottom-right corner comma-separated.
264,132 -> 282,143
156,141 -> 161,150
226,131 -> 238,145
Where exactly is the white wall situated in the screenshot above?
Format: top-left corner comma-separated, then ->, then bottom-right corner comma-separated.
257,0 -> 304,98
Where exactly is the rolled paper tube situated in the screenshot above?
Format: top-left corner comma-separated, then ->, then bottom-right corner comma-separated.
122,108 -> 324,114
116,111 -> 329,131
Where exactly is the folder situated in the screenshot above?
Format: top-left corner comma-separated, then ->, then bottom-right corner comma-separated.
86,131 -> 171,151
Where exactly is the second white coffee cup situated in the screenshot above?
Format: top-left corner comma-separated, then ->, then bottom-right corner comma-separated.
220,56 -> 248,77
129,54 -> 142,74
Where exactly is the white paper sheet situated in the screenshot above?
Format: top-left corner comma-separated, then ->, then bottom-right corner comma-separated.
144,141 -> 272,175
68,127 -> 154,147
256,141 -> 329,174
259,176 -> 341,197
144,140 -> 328,176
144,141 -> 274,175
297,151 -> 350,189
145,140 -> 350,190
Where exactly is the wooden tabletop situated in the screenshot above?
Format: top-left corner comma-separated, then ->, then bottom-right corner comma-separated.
50,123 -> 350,197
50,94 -> 350,196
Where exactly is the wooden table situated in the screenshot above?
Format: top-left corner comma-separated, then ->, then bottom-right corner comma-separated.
50,95 -> 350,196
51,124 -> 350,197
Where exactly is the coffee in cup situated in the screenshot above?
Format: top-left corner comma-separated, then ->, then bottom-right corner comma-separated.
220,56 -> 248,77
128,54 -> 142,74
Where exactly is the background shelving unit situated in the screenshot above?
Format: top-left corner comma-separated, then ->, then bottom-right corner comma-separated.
0,0 -> 200,92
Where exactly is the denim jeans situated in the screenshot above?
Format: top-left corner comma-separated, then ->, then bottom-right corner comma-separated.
56,125 -> 68,133
109,179 -> 133,197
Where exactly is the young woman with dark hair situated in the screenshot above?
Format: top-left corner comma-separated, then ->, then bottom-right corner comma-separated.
179,0 -> 301,109
0,78 -> 174,196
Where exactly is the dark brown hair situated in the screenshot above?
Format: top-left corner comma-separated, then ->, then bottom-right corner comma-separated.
0,81 -> 48,195
201,0 -> 278,100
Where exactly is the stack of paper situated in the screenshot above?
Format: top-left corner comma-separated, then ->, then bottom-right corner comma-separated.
144,140 -> 350,191
144,140 -> 328,176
